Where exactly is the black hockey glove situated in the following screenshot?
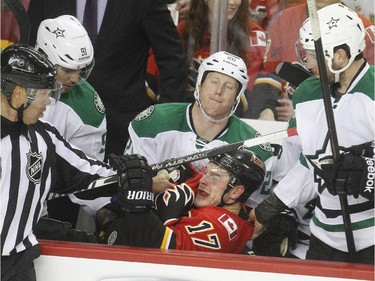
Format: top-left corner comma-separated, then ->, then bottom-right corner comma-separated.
108,154 -> 154,212
319,153 -> 374,200
252,210 -> 298,257
35,217 -> 97,243
348,140 -> 374,158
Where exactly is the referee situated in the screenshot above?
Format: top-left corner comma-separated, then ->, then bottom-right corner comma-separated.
0,44 -> 119,280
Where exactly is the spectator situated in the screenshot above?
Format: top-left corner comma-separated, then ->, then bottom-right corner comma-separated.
264,0 -> 375,72
249,0 -> 305,30
253,4 -> 374,264
1,44 -> 147,280
126,51 -> 275,209
27,0 -> 188,159
1,0 -> 30,50
97,149 -> 266,253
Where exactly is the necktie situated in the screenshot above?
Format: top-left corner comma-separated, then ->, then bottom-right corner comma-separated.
83,0 -> 98,43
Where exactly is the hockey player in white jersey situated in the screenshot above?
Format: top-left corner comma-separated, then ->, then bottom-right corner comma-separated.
35,15 -> 107,228
125,51 -> 275,209
36,15 -> 106,161
252,3 -> 374,263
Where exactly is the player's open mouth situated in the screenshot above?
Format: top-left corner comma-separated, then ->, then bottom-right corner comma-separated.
198,190 -> 209,198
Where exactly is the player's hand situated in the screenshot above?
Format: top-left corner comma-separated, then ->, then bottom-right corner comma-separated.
252,210 -> 298,257
176,0 -> 191,21
275,98 -> 294,121
108,154 -> 154,212
152,170 -> 174,194
319,153 -> 374,200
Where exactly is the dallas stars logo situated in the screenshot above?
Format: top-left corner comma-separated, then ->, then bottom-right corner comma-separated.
326,17 -> 340,30
52,27 -> 65,38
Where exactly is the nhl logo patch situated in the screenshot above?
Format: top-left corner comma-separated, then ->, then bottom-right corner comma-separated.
93,92 -> 105,114
26,150 -> 44,184
134,105 -> 154,121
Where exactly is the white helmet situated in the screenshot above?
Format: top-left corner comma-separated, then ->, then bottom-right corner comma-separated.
35,15 -> 94,81
194,51 -> 249,122
298,3 -> 366,74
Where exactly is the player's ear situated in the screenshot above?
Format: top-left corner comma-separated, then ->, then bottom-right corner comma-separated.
12,85 -> 27,105
231,185 -> 245,201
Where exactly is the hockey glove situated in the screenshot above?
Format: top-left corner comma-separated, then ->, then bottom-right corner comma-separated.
319,153 -> 374,200
108,154 -> 154,212
35,217 -> 97,243
348,140 -> 374,158
252,210 -> 298,257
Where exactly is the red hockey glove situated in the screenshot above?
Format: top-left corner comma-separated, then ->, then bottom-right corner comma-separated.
108,154 -> 154,212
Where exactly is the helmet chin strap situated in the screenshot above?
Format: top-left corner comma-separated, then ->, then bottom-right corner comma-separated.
334,72 -> 340,83
195,89 -> 239,123
8,99 -> 29,124
198,101 -> 232,123
217,178 -> 239,207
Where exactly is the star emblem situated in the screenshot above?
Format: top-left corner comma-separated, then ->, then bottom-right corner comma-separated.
52,27 -> 65,38
326,17 -> 340,30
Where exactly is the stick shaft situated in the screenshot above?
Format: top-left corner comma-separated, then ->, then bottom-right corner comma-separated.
151,128 -> 297,171
48,128 -> 297,200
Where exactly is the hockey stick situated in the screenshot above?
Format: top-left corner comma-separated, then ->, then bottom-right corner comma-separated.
3,0 -> 30,44
306,0 -> 356,256
48,127 -> 297,200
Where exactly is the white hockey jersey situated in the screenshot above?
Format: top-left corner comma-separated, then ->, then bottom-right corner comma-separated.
43,81 -> 106,161
291,63 -> 374,252
125,102 -> 276,208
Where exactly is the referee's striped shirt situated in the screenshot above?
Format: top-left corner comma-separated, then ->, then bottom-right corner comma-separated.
1,117 -> 115,256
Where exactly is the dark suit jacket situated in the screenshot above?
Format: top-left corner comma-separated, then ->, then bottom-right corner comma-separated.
28,0 -> 187,112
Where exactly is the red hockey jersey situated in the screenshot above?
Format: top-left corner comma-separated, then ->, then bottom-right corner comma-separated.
164,206 -> 253,254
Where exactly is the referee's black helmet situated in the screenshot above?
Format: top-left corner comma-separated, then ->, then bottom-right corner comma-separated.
1,44 -> 57,97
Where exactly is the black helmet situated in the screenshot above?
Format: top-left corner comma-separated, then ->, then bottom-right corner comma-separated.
1,44 -> 57,97
209,148 -> 266,202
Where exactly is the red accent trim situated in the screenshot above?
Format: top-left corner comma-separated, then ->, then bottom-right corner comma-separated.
287,127 -> 298,136
39,240 -> 374,280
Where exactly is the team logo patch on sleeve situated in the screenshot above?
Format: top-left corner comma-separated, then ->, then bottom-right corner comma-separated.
134,105 -> 155,121
93,92 -> 105,114
26,150 -> 44,184
218,214 -> 238,240
254,132 -> 272,152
